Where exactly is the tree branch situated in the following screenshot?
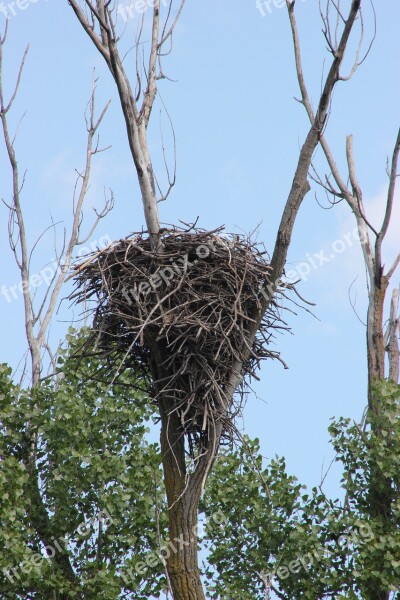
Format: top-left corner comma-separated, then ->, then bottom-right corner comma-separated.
385,287 -> 400,384
376,127 -> 400,275
0,41 -> 39,381
386,254 -> 400,282
68,0 -> 111,63
37,76 -> 111,347
68,0 -> 184,250
346,135 -> 379,237
288,0 -> 375,284
188,0 -> 365,518
140,0 -> 160,126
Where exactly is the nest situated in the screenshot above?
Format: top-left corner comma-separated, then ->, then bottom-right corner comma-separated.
71,226 -> 290,453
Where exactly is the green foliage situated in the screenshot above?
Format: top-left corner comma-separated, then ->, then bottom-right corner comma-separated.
329,380 -> 400,598
202,437 -> 351,599
2,331 -> 399,600
0,328 -> 167,599
201,437 -> 305,599
202,381 -> 400,599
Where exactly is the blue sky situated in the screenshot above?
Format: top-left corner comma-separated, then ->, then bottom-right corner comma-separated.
0,0 -> 399,505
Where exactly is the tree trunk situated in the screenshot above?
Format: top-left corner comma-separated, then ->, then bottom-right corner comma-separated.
367,279 -> 388,407
365,278 -> 391,600
152,338 -> 226,600
158,403 -> 207,600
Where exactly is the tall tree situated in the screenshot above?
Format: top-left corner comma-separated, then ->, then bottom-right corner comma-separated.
0,328 -> 166,599
286,3 -> 399,597
203,382 -> 400,599
65,2 -> 372,599
0,23 -> 116,596
203,2 -> 400,599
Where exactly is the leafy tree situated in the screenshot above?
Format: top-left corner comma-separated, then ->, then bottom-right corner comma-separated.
0,329 -> 167,599
202,381 -> 400,599
63,3 -> 382,597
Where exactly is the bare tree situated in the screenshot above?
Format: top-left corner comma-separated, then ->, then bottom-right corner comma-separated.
287,3 -> 399,598
65,2 -> 374,599
0,22 -> 112,597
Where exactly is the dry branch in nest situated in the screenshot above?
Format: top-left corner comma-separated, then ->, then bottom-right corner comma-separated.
70,226 -> 291,455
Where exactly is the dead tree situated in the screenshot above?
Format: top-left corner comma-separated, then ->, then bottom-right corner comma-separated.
66,2 -> 370,599
287,3 -> 399,598
0,23 -> 112,598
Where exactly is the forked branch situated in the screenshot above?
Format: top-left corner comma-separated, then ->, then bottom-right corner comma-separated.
375,127 -> 400,275
68,0 -> 185,249
263,0 -> 363,309
194,0 -> 365,496
291,1 -> 400,395
289,0 -> 376,284
385,288 -> 400,383
0,36 -> 111,385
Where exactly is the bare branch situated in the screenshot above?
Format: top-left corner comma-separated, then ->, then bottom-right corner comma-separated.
156,94 -> 177,202
346,135 -> 379,237
265,0 -> 362,300
1,42 -> 111,383
37,77 -> 111,346
140,0 -> 160,126
2,46 -> 29,114
78,189 -> 114,245
375,127 -> 400,274
0,39 -> 37,380
134,18 -> 144,102
68,1 -> 185,250
386,254 -> 400,282
338,6 -> 364,81
158,0 -> 186,48
68,0 -> 111,63
216,0 -> 364,476
348,275 -> 367,326
69,0 -> 163,246
288,1 -> 376,284
357,0 -> 377,68
287,3 -> 314,122
385,287 -> 400,383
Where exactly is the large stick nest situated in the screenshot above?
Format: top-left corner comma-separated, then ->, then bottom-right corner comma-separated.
71,226 -> 290,452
